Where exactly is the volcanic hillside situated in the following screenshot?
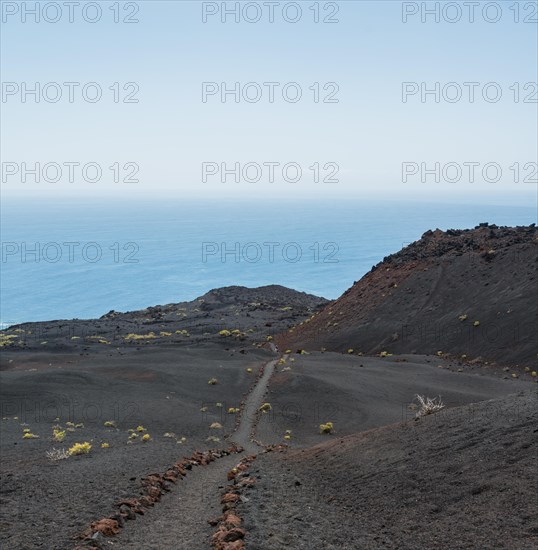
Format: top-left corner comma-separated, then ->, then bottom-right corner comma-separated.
277,224 -> 537,368
0,285 -> 328,354
239,389 -> 538,549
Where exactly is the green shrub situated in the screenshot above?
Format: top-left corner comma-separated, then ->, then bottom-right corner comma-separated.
52,429 -> 66,442
319,422 -> 334,434
68,442 -> 91,455
124,332 -> 157,340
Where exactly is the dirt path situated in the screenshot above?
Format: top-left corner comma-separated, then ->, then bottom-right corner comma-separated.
113,354 -> 279,549
230,354 -> 280,454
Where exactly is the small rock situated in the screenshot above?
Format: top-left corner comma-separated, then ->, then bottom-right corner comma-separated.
224,513 -> 242,528
221,493 -> 239,504
110,513 -> 124,528
90,518 -> 120,537
223,528 -> 246,542
119,505 -> 136,520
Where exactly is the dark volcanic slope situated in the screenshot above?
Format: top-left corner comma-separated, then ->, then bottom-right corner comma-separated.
255,351 -> 534,448
0,347 -> 269,550
0,285 -> 328,356
240,389 -> 538,549
277,225 -> 537,368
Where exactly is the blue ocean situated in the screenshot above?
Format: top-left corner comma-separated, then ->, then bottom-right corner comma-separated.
1,199 -> 536,326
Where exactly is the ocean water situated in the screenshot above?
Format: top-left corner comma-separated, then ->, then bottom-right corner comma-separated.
1,199 -> 536,326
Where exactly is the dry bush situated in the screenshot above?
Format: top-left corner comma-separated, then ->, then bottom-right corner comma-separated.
415,395 -> 445,417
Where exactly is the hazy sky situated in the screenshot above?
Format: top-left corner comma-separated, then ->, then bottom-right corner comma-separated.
1,1 -> 537,205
